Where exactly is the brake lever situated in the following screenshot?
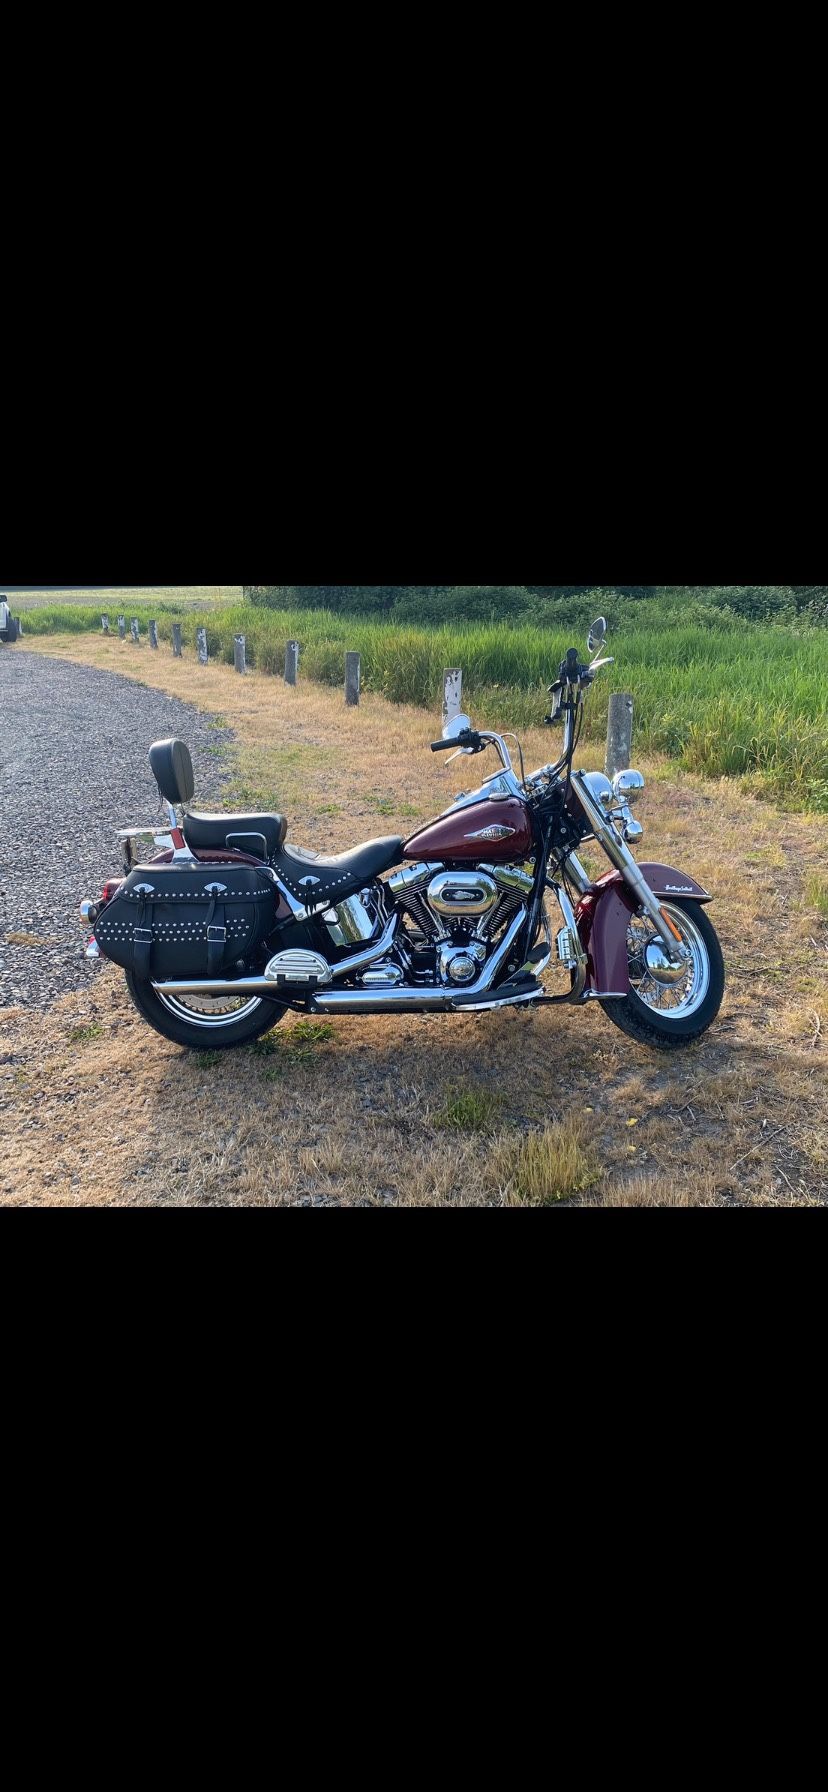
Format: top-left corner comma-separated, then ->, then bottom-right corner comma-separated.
445,743 -> 484,764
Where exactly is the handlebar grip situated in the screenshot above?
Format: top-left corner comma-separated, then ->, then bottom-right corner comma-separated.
431,739 -> 458,752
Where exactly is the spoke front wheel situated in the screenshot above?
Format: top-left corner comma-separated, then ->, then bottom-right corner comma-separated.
600,900 -> 725,1050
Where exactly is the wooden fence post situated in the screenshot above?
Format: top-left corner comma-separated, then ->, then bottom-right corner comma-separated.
345,652 -> 361,706
285,640 -> 299,686
443,668 -> 463,729
131,619 -> 140,644
101,614 -> 110,635
149,620 -> 158,650
606,693 -> 634,779
234,635 -> 247,675
172,624 -> 182,658
197,627 -> 208,666
118,616 -> 126,640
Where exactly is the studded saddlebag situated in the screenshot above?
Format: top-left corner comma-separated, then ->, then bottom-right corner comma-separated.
94,864 -> 277,982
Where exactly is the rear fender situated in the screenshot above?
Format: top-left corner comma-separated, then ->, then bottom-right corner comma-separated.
575,864 -> 712,997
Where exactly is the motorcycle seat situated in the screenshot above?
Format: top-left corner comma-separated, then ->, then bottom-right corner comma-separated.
183,811 -> 288,860
272,838 -> 405,905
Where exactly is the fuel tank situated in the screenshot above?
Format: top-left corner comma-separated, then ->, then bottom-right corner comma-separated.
404,797 -> 534,863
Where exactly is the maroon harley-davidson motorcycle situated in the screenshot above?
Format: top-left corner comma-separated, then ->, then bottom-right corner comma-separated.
81,618 -> 725,1052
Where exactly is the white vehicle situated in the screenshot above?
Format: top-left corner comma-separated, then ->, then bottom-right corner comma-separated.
1,599 -> 20,644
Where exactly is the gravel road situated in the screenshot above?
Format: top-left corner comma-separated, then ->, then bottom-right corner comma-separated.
0,652 -> 234,1008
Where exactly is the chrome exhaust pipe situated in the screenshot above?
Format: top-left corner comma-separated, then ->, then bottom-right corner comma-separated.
152,913 -> 399,999
152,977 -> 290,997
150,910 -> 532,1013
331,913 -> 398,978
309,908 -> 528,1014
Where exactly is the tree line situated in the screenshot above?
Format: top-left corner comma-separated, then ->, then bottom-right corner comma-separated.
242,586 -> 827,623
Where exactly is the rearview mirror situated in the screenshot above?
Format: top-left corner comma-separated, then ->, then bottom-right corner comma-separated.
443,713 -> 472,741
588,616 -> 607,654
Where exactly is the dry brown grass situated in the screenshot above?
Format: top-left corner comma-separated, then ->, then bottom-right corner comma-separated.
14,586 -> 241,609
3,632 -> 827,1208
491,1120 -> 599,1205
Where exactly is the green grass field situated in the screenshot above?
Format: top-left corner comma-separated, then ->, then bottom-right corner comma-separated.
18,591 -> 828,810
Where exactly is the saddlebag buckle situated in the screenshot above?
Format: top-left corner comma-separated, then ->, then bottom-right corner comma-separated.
207,922 -> 228,977
132,926 -> 154,981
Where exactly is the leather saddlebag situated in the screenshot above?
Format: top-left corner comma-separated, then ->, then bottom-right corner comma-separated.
94,863 -> 277,981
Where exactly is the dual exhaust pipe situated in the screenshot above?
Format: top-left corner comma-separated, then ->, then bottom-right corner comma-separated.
152,909 -> 530,1014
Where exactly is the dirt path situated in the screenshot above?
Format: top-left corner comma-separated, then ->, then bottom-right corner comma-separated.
2,635 -> 827,1207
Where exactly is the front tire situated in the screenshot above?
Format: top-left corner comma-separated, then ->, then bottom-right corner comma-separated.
125,971 -> 287,1051
599,899 -> 725,1050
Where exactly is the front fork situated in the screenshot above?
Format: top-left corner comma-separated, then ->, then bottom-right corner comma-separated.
568,772 -> 688,966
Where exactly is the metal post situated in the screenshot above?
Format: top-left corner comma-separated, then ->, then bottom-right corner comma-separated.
606,693 -> 634,779
118,616 -> 126,640
234,635 -> 247,675
172,624 -> 182,658
345,652 -> 361,706
285,640 -> 299,686
131,619 -> 140,644
443,668 -> 463,729
101,614 -> 110,634
197,627 -> 208,666
149,620 -> 159,650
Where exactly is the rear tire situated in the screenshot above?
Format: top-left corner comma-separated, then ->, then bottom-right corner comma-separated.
599,899 -> 725,1050
125,971 -> 287,1051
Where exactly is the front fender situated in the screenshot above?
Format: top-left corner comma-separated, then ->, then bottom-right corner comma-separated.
575,864 -> 712,998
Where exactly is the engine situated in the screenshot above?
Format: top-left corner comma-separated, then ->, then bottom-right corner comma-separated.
386,861 -> 534,985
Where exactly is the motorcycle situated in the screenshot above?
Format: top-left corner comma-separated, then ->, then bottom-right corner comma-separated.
80,617 -> 725,1052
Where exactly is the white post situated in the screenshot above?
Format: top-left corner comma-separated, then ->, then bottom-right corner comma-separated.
443,668 -> 463,730
285,640 -> 299,686
101,614 -> 110,634
172,624 -> 183,657
606,694 -> 634,779
131,619 -> 140,644
149,620 -> 159,650
197,627 -> 208,666
118,616 -> 126,640
234,635 -> 247,675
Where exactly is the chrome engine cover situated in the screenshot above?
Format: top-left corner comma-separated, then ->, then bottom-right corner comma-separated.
359,960 -> 405,988
427,870 -> 498,919
440,942 -> 486,985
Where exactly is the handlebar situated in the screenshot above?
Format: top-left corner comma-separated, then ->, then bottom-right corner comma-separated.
431,729 -> 484,754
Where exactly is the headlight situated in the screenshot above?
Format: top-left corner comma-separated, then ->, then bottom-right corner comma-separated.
613,770 -> 645,804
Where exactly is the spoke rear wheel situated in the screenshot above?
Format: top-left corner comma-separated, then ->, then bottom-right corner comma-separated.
125,972 -> 287,1051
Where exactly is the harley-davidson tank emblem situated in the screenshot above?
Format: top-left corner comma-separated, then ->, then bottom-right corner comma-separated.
465,824 -> 517,842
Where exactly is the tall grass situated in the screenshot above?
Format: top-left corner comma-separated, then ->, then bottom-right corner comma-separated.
21,596 -> 828,810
